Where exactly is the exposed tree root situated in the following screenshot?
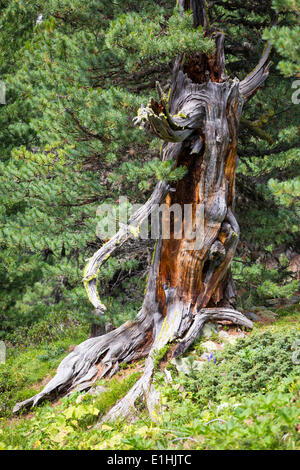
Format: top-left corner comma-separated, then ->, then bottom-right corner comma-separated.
13,296 -> 252,417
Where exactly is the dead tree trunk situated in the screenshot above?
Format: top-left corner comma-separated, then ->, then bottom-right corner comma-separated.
14,1 -> 271,417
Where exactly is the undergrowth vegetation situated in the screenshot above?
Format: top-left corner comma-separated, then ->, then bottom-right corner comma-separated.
0,306 -> 299,450
0,313 -> 88,418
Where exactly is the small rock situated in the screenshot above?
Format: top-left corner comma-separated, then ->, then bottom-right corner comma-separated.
171,357 -> 205,375
201,340 -> 220,352
218,330 -> 244,345
202,322 -> 219,338
257,310 -> 278,319
89,385 -> 106,396
244,311 -> 260,322
192,361 -> 206,372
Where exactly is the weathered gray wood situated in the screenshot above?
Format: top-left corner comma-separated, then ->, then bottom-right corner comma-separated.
239,44 -> 272,101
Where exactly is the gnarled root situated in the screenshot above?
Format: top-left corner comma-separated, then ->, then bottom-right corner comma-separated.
13,309 -> 153,413
102,306 -> 252,422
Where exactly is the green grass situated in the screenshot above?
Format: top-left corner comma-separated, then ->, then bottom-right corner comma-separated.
0,373 -> 141,450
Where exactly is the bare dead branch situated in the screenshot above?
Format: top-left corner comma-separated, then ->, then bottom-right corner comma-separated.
239,44 -> 272,101
83,181 -> 169,313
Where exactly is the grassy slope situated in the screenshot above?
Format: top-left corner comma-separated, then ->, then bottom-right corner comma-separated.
0,305 -> 299,450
